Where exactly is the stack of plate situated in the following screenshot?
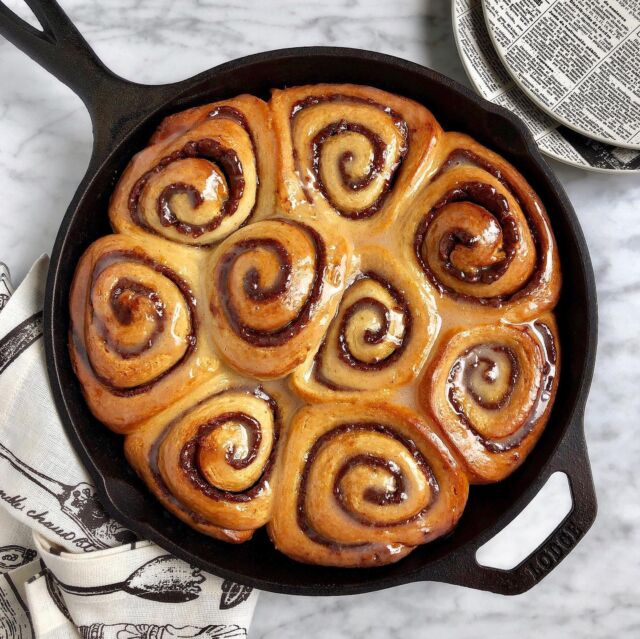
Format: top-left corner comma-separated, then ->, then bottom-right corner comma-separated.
452,0 -> 640,173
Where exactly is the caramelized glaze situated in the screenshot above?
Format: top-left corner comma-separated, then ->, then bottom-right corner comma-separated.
70,84 -> 561,566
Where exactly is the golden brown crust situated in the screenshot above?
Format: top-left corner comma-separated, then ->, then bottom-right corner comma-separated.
69,234 -> 219,433
291,245 -> 438,401
268,402 -> 468,567
110,95 -> 277,247
271,83 -> 443,235
420,315 -> 560,483
69,84 -> 562,567
124,376 -> 292,542
206,217 -> 350,379
401,131 -> 561,324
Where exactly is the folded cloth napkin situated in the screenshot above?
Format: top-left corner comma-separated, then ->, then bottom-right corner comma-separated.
0,257 -> 258,639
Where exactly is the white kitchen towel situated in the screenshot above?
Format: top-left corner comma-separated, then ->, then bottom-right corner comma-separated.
0,257 -> 258,639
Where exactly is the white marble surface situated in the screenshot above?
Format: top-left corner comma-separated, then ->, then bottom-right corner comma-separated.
0,1 -> 638,637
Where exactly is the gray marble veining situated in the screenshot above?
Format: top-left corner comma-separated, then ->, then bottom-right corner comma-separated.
0,1 -> 638,637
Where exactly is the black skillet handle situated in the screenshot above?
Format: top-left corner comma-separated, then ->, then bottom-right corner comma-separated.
0,0 -> 174,161
426,415 -> 597,595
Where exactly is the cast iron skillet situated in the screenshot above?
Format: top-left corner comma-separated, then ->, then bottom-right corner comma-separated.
0,0 -> 597,596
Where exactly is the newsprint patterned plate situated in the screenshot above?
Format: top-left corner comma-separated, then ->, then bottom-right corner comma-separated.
453,0 -> 640,173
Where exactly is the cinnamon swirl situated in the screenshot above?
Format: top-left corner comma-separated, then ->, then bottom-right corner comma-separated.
271,84 -> 442,232
405,132 -> 560,323
421,318 -> 559,482
110,95 -> 276,247
268,402 -> 468,566
125,377 -> 290,542
69,234 -> 219,433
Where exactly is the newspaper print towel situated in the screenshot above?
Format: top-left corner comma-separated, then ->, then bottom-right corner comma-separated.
0,258 -> 132,554
0,257 -> 258,638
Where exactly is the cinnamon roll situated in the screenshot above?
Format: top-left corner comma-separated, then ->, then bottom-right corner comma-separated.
271,84 -> 442,231
421,317 -> 559,482
109,95 -> 276,247
268,402 -> 468,566
207,218 -> 350,379
68,84 -> 563,566
125,378 -> 287,542
405,132 -> 560,323
292,246 -> 438,400
69,234 -> 218,433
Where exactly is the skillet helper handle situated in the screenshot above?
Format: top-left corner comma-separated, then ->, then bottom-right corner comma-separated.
431,416 -> 597,595
0,0 -> 172,159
